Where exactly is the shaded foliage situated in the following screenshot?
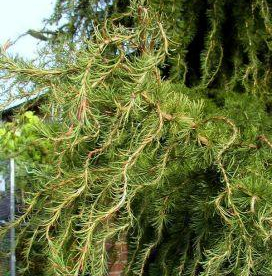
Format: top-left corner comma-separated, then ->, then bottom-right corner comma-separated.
40,0 -> 272,95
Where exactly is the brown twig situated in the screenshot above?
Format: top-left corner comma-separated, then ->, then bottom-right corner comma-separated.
258,134 -> 272,149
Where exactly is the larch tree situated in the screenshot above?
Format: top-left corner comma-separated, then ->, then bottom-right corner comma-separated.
0,0 -> 272,276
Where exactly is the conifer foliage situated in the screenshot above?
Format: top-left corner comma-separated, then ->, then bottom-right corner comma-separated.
0,1 -> 272,276
44,0 -> 272,94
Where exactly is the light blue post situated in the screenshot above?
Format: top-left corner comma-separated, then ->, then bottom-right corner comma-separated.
10,158 -> 16,276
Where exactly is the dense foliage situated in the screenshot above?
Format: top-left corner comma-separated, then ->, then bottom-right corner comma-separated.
0,0 -> 272,276
0,111 -> 52,189
42,0 -> 272,94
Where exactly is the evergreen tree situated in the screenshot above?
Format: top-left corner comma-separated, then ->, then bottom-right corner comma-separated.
36,0 -> 272,95
0,1 -> 272,276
